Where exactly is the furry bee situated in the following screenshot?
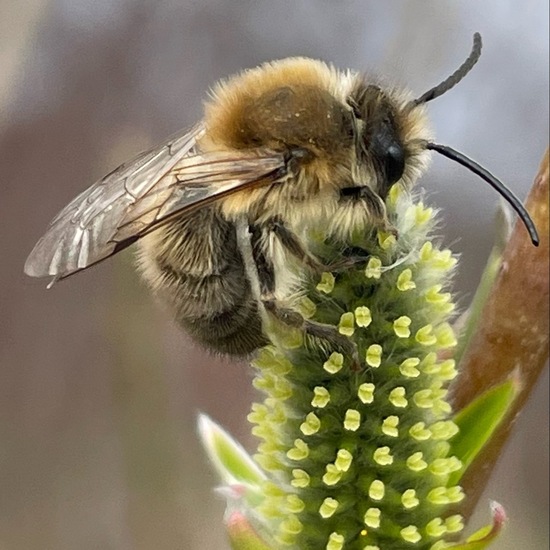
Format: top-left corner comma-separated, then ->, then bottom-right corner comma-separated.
25,34 -> 538,355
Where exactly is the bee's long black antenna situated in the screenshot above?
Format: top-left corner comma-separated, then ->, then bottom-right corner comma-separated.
426,142 -> 539,246
411,33 -> 483,107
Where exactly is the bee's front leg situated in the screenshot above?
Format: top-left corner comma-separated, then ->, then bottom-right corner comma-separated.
339,185 -> 399,237
249,223 -> 361,368
261,216 -> 367,272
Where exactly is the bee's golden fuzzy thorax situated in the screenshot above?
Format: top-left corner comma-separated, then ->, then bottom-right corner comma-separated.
202,57 -> 356,151
201,59 -> 358,222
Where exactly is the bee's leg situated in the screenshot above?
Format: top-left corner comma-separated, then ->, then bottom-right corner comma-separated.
339,185 -> 399,237
262,217 -> 368,272
249,224 -> 361,369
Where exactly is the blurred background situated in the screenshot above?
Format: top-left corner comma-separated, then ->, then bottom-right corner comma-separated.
1,1 -> 548,549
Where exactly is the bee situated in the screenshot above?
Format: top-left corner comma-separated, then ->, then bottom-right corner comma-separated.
25,33 -> 538,356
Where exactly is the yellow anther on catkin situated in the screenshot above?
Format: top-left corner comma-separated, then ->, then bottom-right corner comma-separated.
389,387 -> 408,408
365,257 -> 383,279
323,352 -> 344,374
368,480 -> 385,501
401,489 -> 420,509
358,383 -> 376,404
338,312 -> 355,336
312,386 -> 331,408
397,268 -> 416,291
291,469 -> 310,488
334,449 -> 353,472
400,525 -> 422,544
399,357 -> 421,378
326,532 -> 345,550
323,464 -> 343,486
407,452 -> 428,472
373,446 -> 394,466
287,439 -> 309,461
364,507 -> 381,528
300,412 -> 321,436
317,272 -> 335,293
355,306 -> 373,327
393,316 -> 412,338
319,497 -> 339,518
381,415 -> 399,437
344,409 -> 361,431
366,344 -> 383,367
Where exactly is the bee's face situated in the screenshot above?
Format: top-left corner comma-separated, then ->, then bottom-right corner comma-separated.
350,84 -> 408,198
202,57 -> 432,199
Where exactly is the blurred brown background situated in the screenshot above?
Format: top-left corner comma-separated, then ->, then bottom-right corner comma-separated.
1,1 -> 548,549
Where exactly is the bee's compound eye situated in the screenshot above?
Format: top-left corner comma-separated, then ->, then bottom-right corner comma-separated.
384,143 -> 405,185
368,119 -> 406,189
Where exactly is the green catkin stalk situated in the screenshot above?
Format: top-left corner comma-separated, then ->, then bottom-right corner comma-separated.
248,185 -> 465,550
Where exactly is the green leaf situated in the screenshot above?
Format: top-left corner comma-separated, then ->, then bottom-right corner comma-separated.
439,501 -> 506,549
450,378 -> 519,484
198,413 -> 266,487
226,510 -> 274,550
454,202 -> 512,364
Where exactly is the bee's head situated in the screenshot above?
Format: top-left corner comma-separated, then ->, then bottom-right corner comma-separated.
351,33 -> 538,246
344,31 -> 484,202
344,34 -> 486,200
352,86 -> 407,191
348,83 -> 427,200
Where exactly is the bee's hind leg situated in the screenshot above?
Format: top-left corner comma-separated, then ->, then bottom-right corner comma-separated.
249,223 -> 361,369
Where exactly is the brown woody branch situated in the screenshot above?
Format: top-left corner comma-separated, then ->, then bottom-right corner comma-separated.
452,148 -> 549,521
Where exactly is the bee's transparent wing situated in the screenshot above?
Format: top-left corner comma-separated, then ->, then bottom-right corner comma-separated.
24,122 -> 288,280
